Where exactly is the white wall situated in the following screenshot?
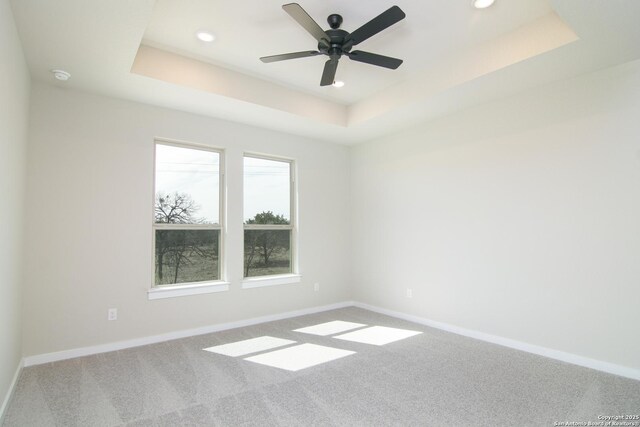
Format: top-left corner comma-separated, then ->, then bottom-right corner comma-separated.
0,0 -> 29,414
17,34 -> 640,376
23,83 -> 351,357
351,60 -> 640,370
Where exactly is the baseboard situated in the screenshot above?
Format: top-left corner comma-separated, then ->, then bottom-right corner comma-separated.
23,301 -> 354,367
353,301 -> 640,381
0,358 -> 24,423
22,300 -> 640,381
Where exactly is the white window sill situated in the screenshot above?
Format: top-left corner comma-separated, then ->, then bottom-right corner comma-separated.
148,281 -> 230,300
242,274 -> 302,289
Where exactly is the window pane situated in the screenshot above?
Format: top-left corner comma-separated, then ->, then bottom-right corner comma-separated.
244,230 -> 291,277
155,144 -> 219,224
244,157 -> 290,224
155,230 -> 219,285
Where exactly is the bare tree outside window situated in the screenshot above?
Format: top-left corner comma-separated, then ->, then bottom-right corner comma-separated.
153,143 -> 221,286
155,192 -> 202,224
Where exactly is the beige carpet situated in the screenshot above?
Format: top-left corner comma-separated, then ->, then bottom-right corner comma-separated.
3,307 -> 639,426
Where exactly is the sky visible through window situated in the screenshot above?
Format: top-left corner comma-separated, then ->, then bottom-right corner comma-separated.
244,156 -> 290,222
155,145 -> 291,224
155,144 -> 219,224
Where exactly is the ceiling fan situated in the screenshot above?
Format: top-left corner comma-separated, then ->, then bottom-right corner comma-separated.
260,3 -> 406,86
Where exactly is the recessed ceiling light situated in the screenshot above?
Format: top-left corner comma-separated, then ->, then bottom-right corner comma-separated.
332,80 -> 345,88
195,30 -> 215,42
50,69 -> 71,81
473,0 -> 495,9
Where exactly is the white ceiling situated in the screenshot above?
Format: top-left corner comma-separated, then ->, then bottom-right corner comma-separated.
142,0 -> 554,104
10,0 -> 640,144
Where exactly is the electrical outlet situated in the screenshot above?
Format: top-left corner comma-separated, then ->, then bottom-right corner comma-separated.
108,308 -> 118,321
314,283 -> 320,292
406,289 -> 413,298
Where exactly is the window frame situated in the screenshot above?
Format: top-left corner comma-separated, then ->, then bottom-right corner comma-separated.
242,152 -> 299,287
149,138 -> 228,299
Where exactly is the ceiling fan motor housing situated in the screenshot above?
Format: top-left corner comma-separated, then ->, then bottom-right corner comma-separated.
319,28 -> 351,58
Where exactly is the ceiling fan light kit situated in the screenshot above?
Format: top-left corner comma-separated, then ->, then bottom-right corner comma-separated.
473,0 -> 495,9
260,3 -> 406,86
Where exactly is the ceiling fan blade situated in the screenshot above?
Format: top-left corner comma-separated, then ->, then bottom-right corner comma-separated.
320,58 -> 339,86
346,50 -> 403,69
282,3 -> 330,47
346,6 -> 406,46
260,51 -> 321,63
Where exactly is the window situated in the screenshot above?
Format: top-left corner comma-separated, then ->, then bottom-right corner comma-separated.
243,155 -> 296,280
153,141 -> 224,288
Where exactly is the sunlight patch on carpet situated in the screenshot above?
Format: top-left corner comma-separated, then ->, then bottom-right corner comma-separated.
203,336 -> 295,357
334,326 -> 422,346
293,320 -> 367,336
244,343 -> 355,371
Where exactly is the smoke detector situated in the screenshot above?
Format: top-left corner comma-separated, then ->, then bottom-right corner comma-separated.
51,69 -> 71,81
